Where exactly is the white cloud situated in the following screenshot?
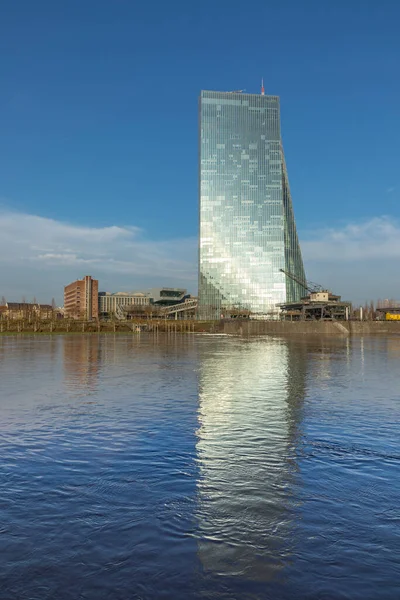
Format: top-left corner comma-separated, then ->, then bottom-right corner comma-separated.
302,217 -> 400,262
0,210 -> 399,305
302,217 -> 400,302
0,210 -> 197,303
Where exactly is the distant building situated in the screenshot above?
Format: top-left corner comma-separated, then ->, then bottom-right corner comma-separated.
36,304 -> 54,319
64,276 -> 99,320
148,288 -> 187,307
98,291 -> 151,317
98,288 -> 187,318
0,303 -> 54,320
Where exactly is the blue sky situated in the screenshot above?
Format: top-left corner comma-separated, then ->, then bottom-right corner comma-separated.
1,0 -> 400,303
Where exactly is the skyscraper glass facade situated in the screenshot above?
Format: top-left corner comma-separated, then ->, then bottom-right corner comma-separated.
198,90 -> 306,319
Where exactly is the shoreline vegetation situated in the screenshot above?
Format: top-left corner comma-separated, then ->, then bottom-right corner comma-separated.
0,320 -> 217,335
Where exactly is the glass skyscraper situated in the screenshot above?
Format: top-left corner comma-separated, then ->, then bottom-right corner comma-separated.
198,90 -> 306,319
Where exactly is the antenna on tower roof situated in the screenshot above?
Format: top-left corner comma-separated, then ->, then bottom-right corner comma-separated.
261,78 -> 265,95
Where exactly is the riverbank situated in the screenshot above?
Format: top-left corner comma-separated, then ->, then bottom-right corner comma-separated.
222,320 -> 400,336
0,320 -> 215,335
1,319 -> 400,337
0,319 -> 400,337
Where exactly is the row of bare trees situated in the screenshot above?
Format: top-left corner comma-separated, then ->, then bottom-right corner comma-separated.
124,305 -> 164,319
350,302 -> 376,321
351,300 -> 400,320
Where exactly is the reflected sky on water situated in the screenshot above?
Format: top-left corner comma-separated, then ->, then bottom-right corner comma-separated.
0,334 -> 399,599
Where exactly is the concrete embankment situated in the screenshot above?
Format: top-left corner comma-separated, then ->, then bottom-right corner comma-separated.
222,320 -> 400,337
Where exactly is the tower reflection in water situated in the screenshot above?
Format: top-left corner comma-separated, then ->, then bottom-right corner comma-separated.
195,337 -> 307,581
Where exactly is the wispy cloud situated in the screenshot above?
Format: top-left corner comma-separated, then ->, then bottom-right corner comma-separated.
0,210 -> 197,302
0,210 -> 399,304
302,217 -> 400,302
302,216 -> 400,261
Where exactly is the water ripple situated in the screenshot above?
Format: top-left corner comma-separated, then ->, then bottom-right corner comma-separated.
0,334 -> 399,599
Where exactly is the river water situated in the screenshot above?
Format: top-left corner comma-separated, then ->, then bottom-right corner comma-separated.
0,334 -> 399,599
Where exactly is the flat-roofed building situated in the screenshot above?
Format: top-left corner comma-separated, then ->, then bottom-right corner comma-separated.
98,291 -> 151,317
148,288 -> 187,307
98,288 -> 188,318
64,276 -> 98,320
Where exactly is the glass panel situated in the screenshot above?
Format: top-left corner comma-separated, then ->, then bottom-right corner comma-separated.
198,91 -> 306,319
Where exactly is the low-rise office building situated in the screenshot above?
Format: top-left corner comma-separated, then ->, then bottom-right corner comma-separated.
98,292 -> 151,317
98,288 -> 188,318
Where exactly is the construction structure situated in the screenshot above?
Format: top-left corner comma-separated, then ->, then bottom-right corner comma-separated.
64,276 -> 99,320
278,269 -> 351,321
159,297 -> 198,319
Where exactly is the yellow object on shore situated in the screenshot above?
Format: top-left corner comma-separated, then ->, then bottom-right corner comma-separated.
385,313 -> 400,320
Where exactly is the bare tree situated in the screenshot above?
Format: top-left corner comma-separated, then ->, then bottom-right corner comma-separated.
369,301 -> 375,321
144,304 -> 161,319
363,302 -> 369,320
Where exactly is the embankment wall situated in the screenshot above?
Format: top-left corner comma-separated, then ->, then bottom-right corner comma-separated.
222,320 -> 400,337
